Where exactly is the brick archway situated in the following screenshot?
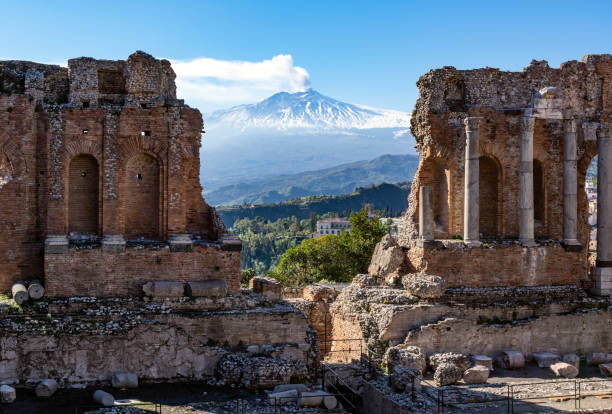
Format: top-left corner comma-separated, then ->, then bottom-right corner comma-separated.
479,155 -> 502,238
124,153 -> 160,240
68,154 -> 99,235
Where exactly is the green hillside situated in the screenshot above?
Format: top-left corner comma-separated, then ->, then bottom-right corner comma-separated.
217,181 -> 411,228
204,153 -> 419,206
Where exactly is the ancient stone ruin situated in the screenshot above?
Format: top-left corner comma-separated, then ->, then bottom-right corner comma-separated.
0,52 -> 317,400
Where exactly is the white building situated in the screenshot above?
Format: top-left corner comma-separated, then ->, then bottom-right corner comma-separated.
315,218 -> 350,237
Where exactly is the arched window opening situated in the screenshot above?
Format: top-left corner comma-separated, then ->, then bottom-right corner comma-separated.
534,160 -> 545,227
420,158 -> 450,236
125,153 -> 160,240
479,156 -> 500,238
69,154 -> 99,235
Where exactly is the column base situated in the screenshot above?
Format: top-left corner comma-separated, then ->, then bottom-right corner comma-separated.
592,267 -> 612,296
169,234 -> 193,252
45,235 -> 69,254
417,239 -> 442,248
102,234 -> 126,254
562,239 -> 582,252
220,234 -> 242,251
464,240 -> 482,248
520,238 -> 537,247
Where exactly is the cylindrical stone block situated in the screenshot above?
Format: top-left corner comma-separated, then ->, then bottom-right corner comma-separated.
501,350 -> 525,369
27,280 -> 45,300
563,119 -> 579,244
35,379 -> 58,397
298,391 -> 323,407
142,281 -> 186,297
11,281 -> 29,305
268,389 -> 298,405
597,127 -> 612,265
0,385 -> 16,403
93,390 -> 115,406
419,186 -> 434,241
463,117 -> 482,243
520,116 -> 535,245
111,372 -> 138,389
185,280 -> 227,298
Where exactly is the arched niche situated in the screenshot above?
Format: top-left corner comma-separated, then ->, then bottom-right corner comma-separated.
479,155 -> 501,238
125,153 -> 160,240
69,154 -> 99,235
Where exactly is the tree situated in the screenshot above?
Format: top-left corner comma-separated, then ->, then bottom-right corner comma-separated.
269,207 -> 387,286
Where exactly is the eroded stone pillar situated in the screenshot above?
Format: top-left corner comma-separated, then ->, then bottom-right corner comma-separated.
419,186 -> 433,242
519,116 -> 536,246
594,125 -> 612,296
463,117 -> 482,245
563,119 -> 580,249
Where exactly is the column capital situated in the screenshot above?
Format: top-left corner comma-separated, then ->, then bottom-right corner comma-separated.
597,124 -> 612,140
520,116 -> 535,132
563,118 -> 578,133
464,117 -> 483,131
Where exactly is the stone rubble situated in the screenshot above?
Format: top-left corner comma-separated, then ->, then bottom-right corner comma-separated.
401,273 -> 445,299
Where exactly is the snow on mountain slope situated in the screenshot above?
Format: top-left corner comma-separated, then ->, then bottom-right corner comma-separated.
205,89 -> 411,132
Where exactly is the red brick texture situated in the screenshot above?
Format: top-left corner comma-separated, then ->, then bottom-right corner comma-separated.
45,244 -> 241,297
0,52 -> 237,296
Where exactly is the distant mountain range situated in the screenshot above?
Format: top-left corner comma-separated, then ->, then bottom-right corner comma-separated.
217,181 -> 412,228
200,89 -> 414,191
204,153 -> 419,206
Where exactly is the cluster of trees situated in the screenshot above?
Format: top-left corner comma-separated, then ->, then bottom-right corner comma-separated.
238,208 -> 388,287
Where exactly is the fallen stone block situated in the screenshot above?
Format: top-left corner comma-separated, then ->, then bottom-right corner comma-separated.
389,365 -> 420,392
600,363 -> 612,377
93,389 -> 114,406
320,391 -> 338,410
429,352 -> 470,372
185,280 -> 227,298
111,372 -> 138,389
351,273 -> 380,288
587,353 -> 612,366
368,234 -> 406,280
249,277 -> 282,301
11,281 -> 28,305
463,365 -> 490,384
563,354 -> 580,370
472,355 -> 493,371
268,389 -> 298,405
401,273 -> 445,299
142,281 -> 185,297
500,351 -> 525,369
533,352 -> 560,368
0,385 -> 16,403
272,384 -> 309,394
27,280 -> 45,300
298,391 -> 323,407
550,362 -> 578,379
434,362 -> 462,386
384,345 -> 426,374
35,379 -> 58,397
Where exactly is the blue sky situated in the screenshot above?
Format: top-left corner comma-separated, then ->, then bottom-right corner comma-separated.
2,0 -> 611,112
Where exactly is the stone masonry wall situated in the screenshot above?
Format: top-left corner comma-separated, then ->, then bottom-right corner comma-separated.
0,304 -> 314,385
45,243 -> 241,297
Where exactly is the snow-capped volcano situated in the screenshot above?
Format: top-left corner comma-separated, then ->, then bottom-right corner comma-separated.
205,89 -> 411,132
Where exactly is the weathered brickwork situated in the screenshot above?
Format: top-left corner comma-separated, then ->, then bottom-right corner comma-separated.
45,244 -> 241,297
0,51 -> 236,296
400,54 -> 612,287
406,241 -> 588,289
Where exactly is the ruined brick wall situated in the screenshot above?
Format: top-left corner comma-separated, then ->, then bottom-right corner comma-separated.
0,51 -> 234,295
399,55 -> 612,287
45,243 -> 241,297
405,55 -> 611,245
406,242 -> 588,289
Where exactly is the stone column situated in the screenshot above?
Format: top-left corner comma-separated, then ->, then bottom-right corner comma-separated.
519,116 -> 536,246
594,125 -> 612,295
419,186 -> 433,242
463,117 -> 482,245
563,119 -> 580,249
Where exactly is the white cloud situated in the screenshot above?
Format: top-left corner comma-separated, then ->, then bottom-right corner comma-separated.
170,54 -> 310,112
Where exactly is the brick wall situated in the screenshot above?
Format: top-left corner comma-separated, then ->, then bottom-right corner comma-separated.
44,244 -> 241,297
407,243 -> 588,288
